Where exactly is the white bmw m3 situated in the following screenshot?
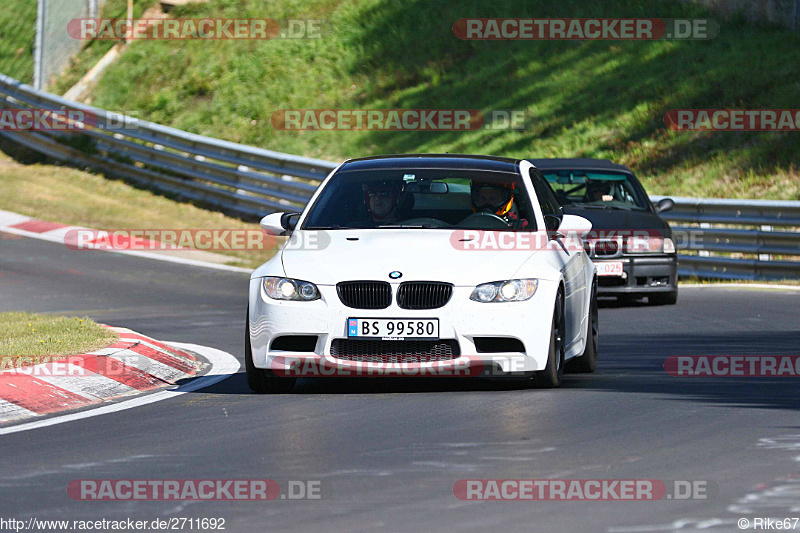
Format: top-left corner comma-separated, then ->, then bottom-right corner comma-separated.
246,154 -> 598,393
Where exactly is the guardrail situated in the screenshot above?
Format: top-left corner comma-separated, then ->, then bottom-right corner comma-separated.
1,72 -> 798,280
650,196 -> 800,280
0,72 -> 335,219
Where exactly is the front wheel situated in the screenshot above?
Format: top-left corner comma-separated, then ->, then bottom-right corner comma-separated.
535,292 -> 565,388
245,307 -> 296,394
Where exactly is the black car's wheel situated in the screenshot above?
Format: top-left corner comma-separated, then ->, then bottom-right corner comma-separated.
568,280 -> 598,373
535,291 -> 565,388
649,290 -> 678,306
245,307 -> 296,394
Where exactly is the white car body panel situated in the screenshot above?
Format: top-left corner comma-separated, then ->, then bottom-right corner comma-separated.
248,157 -> 596,378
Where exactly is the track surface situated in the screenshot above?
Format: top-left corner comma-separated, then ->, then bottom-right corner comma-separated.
1,234 -> 798,532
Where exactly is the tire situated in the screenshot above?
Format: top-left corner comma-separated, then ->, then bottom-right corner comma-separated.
649,290 -> 678,306
535,291 -> 565,388
245,306 -> 296,394
568,280 -> 598,374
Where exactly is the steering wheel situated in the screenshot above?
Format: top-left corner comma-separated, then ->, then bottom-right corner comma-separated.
457,212 -> 510,230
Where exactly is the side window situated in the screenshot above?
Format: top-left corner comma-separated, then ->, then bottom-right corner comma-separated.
529,168 -> 562,218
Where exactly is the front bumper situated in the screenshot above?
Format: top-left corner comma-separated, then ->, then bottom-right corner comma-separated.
247,278 -> 561,376
595,254 -> 677,295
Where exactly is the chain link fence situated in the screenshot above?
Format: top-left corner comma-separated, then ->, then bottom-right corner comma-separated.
0,0 -> 38,85
34,0 -> 109,90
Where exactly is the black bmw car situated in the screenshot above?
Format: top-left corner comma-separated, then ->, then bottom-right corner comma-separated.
529,158 -> 678,305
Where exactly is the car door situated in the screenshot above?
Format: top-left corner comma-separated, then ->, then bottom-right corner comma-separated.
530,168 -> 586,349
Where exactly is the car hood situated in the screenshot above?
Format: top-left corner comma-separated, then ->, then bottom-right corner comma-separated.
275,229 -> 554,286
562,206 -> 672,236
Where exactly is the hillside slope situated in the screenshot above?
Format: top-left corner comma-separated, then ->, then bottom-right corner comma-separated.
52,0 -> 800,199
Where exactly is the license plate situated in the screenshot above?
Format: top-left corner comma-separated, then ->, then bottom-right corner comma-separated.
596,261 -> 624,277
347,318 -> 439,340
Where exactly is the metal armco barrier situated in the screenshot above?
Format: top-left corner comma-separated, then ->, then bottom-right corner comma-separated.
650,196 -> 800,280
1,72 -> 798,280
0,72 -> 335,218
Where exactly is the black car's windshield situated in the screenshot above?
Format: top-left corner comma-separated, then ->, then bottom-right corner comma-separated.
542,170 -> 649,210
302,169 -> 537,231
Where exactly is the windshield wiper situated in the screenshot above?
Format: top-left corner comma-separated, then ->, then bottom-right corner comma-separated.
571,204 -> 632,211
304,225 -> 353,230
376,224 -> 427,228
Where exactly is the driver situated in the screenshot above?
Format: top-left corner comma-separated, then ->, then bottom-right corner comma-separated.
470,179 -> 529,229
363,179 -> 404,224
586,181 -> 613,202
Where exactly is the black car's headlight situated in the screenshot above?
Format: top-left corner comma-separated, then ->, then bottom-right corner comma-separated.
263,277 -> 320,301
470,279 -> 538,302
625,236 -> 676,254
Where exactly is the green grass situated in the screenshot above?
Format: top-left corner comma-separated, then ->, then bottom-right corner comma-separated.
71,0 -> 800,200
0,0 -> 37,84
0,312 -> 119,367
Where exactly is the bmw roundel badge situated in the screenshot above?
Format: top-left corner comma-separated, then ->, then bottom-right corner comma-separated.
389,271 -> 402,279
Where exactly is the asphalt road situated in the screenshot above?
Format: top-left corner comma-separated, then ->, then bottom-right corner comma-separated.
1,233 -> 799,533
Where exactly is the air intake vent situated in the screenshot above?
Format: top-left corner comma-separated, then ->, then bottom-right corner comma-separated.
397,282 -> 453,310
330,339 -> 459,363
336,281 -> 392,309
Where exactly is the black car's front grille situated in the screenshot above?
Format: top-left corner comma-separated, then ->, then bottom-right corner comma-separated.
336,281 -> 392,309
396,282 -> 453,310
330,339 -> 460,363
592,239 -> 621,258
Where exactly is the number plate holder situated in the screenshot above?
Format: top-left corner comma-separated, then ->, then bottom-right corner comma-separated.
347,318 -> 440,340
596,261 -> 624,277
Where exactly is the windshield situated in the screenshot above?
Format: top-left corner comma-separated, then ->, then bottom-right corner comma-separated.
542,170 -> 649,211
302,168 -> 537,231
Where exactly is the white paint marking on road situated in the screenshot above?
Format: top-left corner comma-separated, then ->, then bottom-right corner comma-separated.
681,283 -> 800,291
0,342 -> 239,435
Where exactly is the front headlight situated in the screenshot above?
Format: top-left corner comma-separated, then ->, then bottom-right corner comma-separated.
625,235 -> 675,254
263,277 -> 320,301
470,279 -> 538,302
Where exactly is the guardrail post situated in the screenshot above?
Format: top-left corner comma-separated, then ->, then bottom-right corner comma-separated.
758,224 -> 773,262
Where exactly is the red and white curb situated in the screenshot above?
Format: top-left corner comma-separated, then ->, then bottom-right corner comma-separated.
0,209 -> 250,273
0,327 -> 237,431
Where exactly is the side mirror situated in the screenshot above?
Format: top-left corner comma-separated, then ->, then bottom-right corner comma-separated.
281,212 -> 301,231
656,198 -> 675,213
260,212 -> 300,236
559,214 -> 592,237
544,215 -> 561,238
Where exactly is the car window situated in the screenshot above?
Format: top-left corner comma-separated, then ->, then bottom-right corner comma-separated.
542,170 -> 649,210
302,168 -> 537,231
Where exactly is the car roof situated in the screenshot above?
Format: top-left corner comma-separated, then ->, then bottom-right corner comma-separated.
528,158 -> 634,174
340,154 -> 522,173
